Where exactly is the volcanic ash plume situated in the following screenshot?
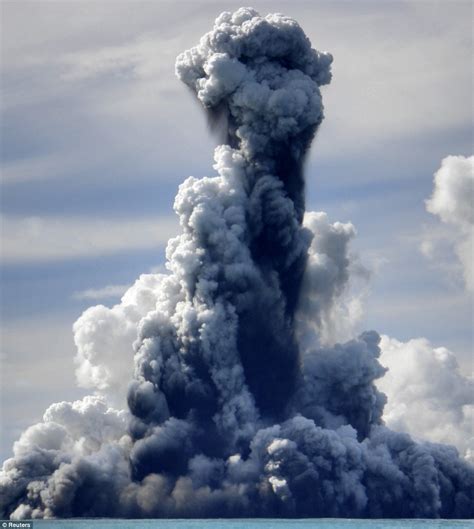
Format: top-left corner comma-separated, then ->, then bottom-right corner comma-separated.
1,8 -> 473,519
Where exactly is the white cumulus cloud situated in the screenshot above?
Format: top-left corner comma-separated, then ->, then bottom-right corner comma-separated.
377,335 -> 473,462
423,155 -> 474,290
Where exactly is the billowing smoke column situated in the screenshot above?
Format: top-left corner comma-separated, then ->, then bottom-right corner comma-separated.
130,7 -> 333,443
1,8 -> 473,519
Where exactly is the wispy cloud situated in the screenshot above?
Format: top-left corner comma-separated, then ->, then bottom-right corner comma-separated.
1,152 -> 80,184
1,214 -> 178,264
60,35 -> 175,82
73,283 -> 130,300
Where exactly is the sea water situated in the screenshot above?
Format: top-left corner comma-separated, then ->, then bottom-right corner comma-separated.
6,519 -> 473,529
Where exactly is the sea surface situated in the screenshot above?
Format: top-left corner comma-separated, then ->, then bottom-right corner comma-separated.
7,519 -> 473,529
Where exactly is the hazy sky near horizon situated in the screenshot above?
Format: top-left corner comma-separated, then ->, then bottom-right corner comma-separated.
1,0 -> 472,462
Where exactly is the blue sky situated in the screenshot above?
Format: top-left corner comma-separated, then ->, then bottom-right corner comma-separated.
1,0 -> 472,462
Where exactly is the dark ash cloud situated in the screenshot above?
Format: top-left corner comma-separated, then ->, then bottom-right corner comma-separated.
1,7 -> 472,520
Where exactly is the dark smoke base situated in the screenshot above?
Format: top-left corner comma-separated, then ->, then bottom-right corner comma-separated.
1,7 -> 473,520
